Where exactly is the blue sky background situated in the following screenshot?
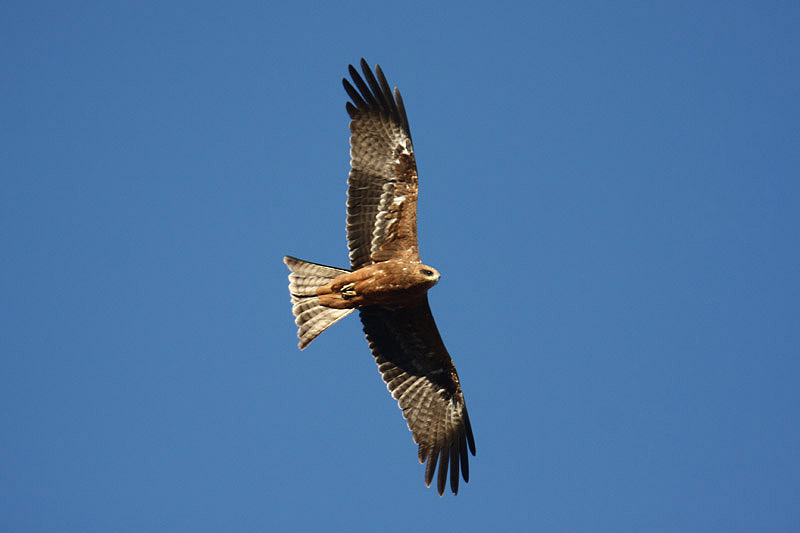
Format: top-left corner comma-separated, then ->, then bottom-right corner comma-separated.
2,1 -> 799,531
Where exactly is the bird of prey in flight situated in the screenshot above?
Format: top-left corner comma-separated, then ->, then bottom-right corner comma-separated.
284,59 -> 475,495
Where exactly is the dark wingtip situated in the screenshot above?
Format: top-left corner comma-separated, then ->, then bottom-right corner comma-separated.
394,88 -> 411,140
465,409 -> 476,456
424,449 -> 438,489
450,441 -> 460,495
343,78 -> 366,117
459,431 -> 470,483
343,59 -> 412,139
437,448 -> 449,496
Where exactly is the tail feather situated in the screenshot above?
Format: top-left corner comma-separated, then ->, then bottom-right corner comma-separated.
283,256 -> 355,349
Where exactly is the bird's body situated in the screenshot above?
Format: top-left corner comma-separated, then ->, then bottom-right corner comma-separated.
284,59 -> 475,495
315,261 -> 440,309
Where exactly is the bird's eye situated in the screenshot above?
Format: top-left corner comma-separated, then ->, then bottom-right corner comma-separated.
420,269 -> 434,277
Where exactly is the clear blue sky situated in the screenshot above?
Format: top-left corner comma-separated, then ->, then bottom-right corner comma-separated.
2,1 -> 799,531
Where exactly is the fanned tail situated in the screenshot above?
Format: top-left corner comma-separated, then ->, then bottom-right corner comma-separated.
283,256 -> 355,349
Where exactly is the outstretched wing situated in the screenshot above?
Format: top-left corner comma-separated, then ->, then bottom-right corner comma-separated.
359,298 -> 476,495
343,59 -> 420,270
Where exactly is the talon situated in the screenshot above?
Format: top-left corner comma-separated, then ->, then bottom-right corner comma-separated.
341,283 -> 357,299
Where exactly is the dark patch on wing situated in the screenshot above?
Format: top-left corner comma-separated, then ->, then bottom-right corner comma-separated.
394,152 -> 417,181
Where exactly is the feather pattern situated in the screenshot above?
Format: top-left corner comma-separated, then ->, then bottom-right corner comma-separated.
284,256 -> 355,349
359,298 -> 475,495
344,59 -> 420,269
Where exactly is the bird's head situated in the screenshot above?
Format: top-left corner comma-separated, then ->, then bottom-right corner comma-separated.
416,265 -> 441,288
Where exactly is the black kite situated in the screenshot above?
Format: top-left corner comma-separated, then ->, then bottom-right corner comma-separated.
284,59 -> 475,495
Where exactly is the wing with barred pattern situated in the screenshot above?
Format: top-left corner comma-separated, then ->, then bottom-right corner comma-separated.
344,59 -> 420,269
359,297 -> 476,496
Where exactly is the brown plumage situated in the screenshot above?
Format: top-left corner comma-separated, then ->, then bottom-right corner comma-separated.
284,59 -> 475,496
